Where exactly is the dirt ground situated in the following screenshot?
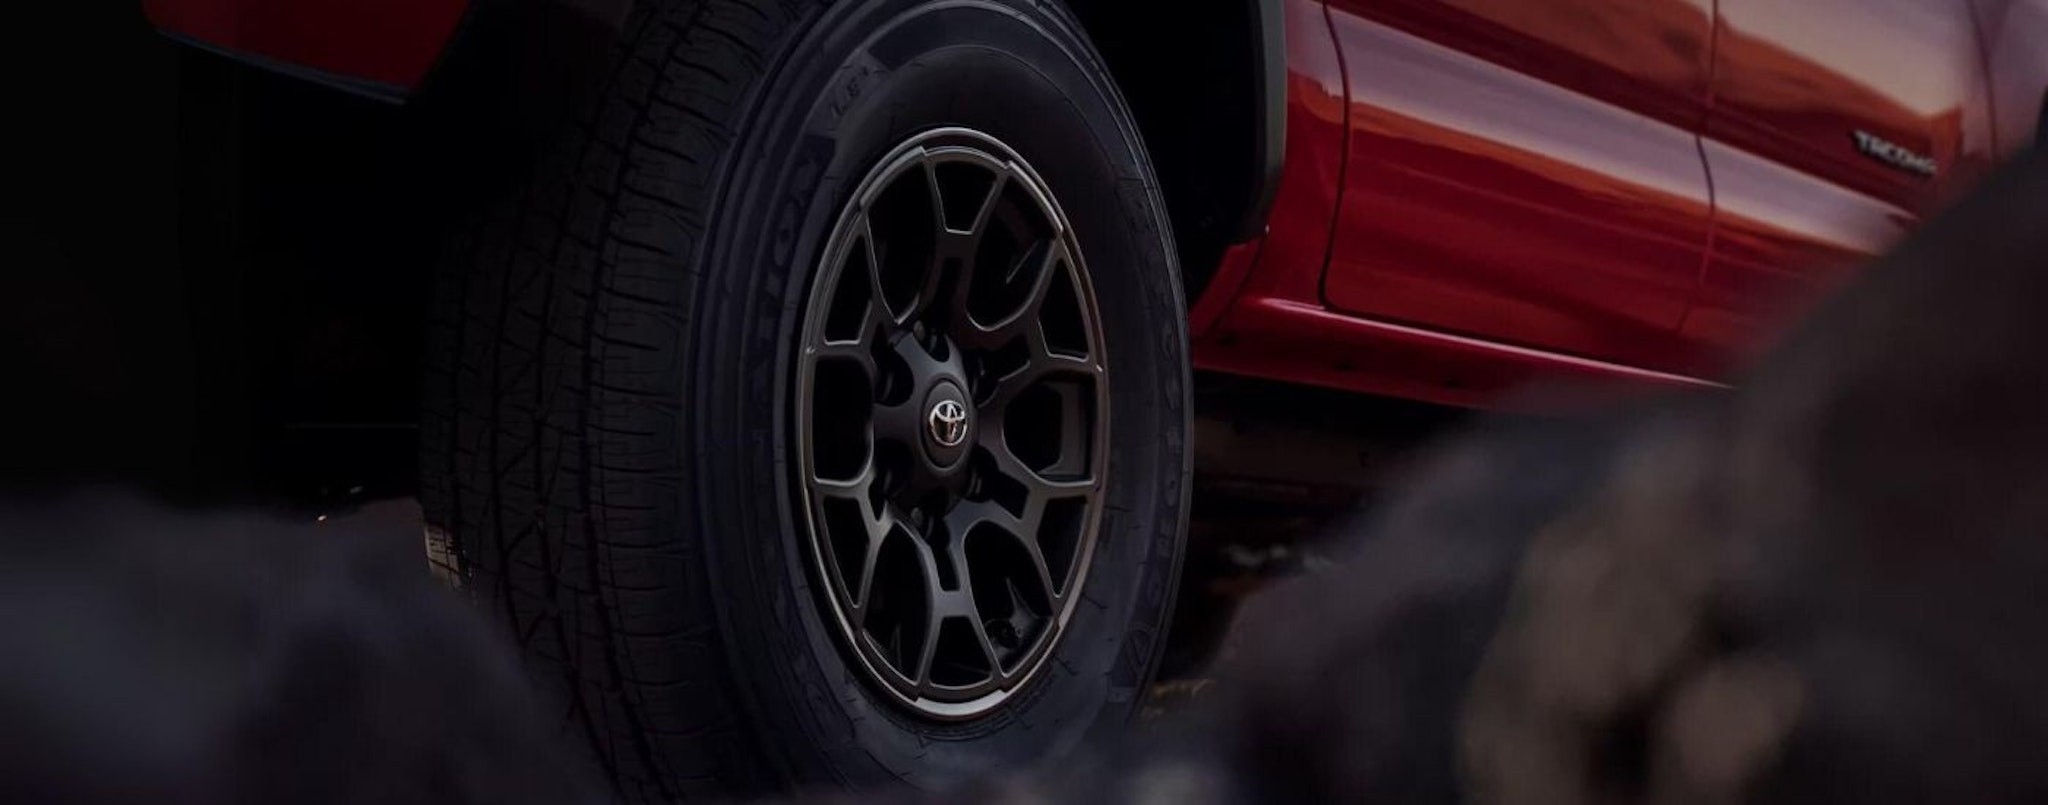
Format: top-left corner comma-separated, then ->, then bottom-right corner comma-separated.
315,487 -> 1352,718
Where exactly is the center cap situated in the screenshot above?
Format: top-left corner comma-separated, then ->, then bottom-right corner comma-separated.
923,382 -> 971,458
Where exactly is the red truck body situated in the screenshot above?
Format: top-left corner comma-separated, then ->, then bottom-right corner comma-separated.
146,0 -> 2048,410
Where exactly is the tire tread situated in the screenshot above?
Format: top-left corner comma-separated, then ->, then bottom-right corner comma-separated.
419,0 -> 813,798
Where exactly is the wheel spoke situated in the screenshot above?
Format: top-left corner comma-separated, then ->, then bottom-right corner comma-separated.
936,514 -> 1007,677
807,219 -> 889,380
912,615 -> 938,687
979,321 -> 1105,412
955,239 -> 1066,351
850,216 -> 901,327
865,160 -> 952,326
901,252 -> 948,327
965,171 -> 1009,234
809,339 -> 878,382
906,535 -> 947,686
921,156 -> 949,235
964,615 -> 1003,679
947,498 -> 1058,608
811,466 -> 871,500
936,167 -> 1010,268
938,160 -> 1010,237
946,498 -> 1029,546
872,397 -> 922,446
979,422 -> 1095,496
812,467 -> 894,620
1044,380 -> 1093,478
856,199 -> 946,328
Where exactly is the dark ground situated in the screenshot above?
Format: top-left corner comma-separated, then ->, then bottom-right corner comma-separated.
308,488 -> 1351,702
11,3 -> 436,503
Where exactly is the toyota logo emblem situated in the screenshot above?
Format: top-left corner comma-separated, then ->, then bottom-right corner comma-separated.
927,399 -> 969,448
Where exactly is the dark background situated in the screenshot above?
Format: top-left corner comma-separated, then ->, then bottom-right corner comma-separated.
11,3 -> 438,505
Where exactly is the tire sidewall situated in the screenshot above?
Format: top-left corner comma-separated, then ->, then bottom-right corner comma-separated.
689,0 -> 1188,787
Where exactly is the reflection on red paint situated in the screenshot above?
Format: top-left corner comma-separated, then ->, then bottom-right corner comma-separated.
1709,0 -> 1991,212
1680,141 -> 1916,372
1196,0 -> 2041,407
1192,0 -> 1721,406
1319,5 -> 1712,372
1335,0 -> 1715,130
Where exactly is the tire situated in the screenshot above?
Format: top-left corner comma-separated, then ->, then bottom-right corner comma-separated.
417,0 -> 1191,798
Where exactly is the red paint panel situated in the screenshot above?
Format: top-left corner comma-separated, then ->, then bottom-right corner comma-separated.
1686,0 -> 2002,374
144,0 -> 470,90
1318,7 -> 1713,371
1196,299 -> 1717,412
1329,0 -> 1716,132
1709,0 -> 1993,214
1679,141 -> 1915,374
1195,0 -> 1727,405
1197,0 -> 2032,409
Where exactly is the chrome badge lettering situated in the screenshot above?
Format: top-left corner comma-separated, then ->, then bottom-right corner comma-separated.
1852,130 -> 1938,178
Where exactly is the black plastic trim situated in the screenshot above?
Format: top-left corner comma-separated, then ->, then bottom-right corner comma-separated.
1236,0 -> 1287,242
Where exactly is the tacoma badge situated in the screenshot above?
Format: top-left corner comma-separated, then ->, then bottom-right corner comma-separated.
1852,130 -> 1939,177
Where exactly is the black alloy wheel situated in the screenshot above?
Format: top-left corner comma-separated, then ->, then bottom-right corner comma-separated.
796,128 -> 1108,719
420,0 -> 1192,795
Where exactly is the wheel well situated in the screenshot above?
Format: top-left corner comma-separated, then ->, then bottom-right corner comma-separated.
421,0 -> 1287,300
1066,0 -> 1284,300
